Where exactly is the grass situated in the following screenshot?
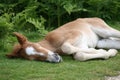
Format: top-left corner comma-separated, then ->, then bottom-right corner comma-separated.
0,21 -> 120,80
0,51 -> 120,80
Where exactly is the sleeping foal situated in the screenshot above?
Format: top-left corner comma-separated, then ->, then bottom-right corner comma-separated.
6,18 -> 120,63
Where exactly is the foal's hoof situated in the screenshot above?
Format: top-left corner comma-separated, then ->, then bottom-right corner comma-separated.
108,49 -> 118,57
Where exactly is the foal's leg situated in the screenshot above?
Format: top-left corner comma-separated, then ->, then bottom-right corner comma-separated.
61,42 -> 118,61
108,28 -> 120,38
61,42 -> 80,54
91,21 -> 120,38
73,49 -> 118,61
97,39 -> 120,49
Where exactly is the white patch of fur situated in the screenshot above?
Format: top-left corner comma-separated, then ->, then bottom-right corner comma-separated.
73,49 -> 118,61
46,51 -> 61,62
48,51 -> 54,55
97,39 -> 120,49
25,46 -> 44,56
61,42 -> 80,54
46,51 -> 54,62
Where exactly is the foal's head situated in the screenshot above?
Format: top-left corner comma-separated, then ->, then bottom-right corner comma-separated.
6,32 -> 62,63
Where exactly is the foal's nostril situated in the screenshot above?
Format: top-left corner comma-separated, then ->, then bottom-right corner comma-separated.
53,53 -> 62,62
53,54 -> 59,60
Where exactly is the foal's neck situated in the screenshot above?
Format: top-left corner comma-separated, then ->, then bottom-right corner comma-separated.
38,39 -> 56,52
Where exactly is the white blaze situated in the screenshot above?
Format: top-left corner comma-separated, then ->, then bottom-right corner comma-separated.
25,46 -> 44,56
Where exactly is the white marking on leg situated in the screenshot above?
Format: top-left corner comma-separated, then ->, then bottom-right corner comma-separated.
73,49 -> 117,61
97,39 -> 120,49
108,49 -> 118,57
74,52 -> 107,61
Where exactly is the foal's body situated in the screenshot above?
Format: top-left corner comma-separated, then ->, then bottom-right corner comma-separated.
7,18 -> 120,62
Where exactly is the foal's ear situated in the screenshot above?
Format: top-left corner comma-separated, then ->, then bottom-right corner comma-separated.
13,32 -> 28,45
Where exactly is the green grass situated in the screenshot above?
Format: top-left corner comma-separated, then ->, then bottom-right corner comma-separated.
0,22 -> 120,80
0,51 -> 120,80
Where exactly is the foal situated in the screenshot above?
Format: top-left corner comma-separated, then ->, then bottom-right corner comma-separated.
6,18 -> 120,62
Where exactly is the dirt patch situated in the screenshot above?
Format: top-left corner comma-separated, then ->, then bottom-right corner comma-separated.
105,75 -> 120,80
